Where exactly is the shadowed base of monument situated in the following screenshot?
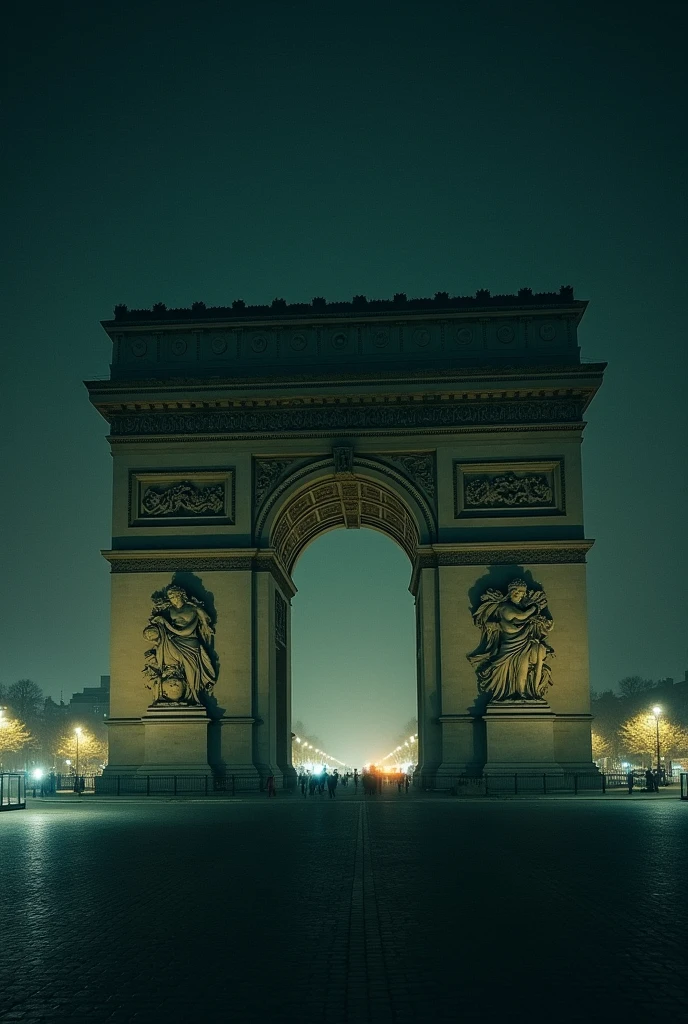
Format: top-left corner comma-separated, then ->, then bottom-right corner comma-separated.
483,700 -> 562,774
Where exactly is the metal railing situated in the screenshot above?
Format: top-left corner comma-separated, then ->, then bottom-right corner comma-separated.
29,772 -> 278,797
0,773 -> 26,810
93,773 -> 265,795
425,771 -> 684,796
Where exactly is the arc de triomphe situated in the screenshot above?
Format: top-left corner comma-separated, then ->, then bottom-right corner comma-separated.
86,288 -> 604,785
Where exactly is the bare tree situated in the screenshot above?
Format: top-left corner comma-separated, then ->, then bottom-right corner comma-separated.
7,679 -> 44,724
618,676 -> 654,698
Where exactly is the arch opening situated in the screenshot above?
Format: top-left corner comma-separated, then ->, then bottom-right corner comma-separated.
290,528 -> 417,770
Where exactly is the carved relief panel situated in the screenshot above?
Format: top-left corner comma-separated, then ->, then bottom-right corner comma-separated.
454,459 -> 564,518
129,469 -> 235,527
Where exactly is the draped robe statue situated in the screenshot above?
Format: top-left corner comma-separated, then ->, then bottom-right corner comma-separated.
467,579 -> 554,701
142,584 -> 216,706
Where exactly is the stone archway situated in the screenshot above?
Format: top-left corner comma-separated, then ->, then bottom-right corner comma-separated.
270,474 -> 420,571
88,287 -> 604,788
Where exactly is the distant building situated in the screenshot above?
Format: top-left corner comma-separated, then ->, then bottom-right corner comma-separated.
68,675 -> 110,723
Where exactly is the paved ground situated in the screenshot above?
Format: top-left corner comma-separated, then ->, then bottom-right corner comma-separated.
1,789 -> 686,1023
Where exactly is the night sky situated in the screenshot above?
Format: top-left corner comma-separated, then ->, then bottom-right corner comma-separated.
2,1 -> 687,765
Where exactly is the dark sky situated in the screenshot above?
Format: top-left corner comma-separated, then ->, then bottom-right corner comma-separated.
2,1 -> 687,764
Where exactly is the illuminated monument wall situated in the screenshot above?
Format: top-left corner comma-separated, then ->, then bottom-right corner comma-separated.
86,288 -> 605,784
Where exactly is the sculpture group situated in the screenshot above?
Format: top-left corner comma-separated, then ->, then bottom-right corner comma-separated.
468,579 -> 554,701
142,584 -> 216,706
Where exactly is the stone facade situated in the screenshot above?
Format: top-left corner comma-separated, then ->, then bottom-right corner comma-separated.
86,288 -> 604,784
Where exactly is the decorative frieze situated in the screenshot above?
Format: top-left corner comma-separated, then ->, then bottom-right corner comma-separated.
454,460 -> 564,518
129,470 -> 235,526
111,398 -> 586,439
141,481 -> 224,517
109,557 -> 254,572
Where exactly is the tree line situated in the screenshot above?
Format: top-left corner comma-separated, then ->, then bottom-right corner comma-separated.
591,675 -> 688,764
0,679 -> 107,773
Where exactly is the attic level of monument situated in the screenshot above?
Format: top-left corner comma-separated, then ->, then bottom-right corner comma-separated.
102,287 -> 588,381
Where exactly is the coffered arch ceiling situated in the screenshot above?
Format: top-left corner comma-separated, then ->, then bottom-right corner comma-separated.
270,474 -> 420,574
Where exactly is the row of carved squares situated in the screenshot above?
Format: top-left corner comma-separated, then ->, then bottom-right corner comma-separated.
273,520 -> 290,548
382,494 -> 405,517
313,483 -> 338,502
285,493 -> 316,523
361,501 -> 381,518
318,501 -> 343,521
296,511 -> 319,536
282,534 -> 298,557
382,509 -> 404,532
360,512 -> 404,545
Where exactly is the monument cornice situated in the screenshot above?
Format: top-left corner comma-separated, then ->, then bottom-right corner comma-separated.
86,363 -> 606,404
409,540 -> 594,594
102,547 -> 297,597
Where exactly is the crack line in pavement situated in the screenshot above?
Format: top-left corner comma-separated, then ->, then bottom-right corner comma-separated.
346,800 -> 394,1022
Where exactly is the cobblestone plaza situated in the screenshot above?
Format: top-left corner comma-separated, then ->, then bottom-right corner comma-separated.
1,792 -> 686,1023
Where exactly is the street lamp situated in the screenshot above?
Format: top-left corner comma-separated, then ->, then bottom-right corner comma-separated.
652,707 -> 662,782
74,727 -> 82,781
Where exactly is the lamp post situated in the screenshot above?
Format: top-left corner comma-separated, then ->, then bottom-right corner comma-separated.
74,727 -> 82,789
652,706 -> 662,783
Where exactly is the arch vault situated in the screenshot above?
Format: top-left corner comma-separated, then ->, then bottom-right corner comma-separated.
86,287 -> 605,786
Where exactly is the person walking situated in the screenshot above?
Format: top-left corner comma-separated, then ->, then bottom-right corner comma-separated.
327,772 -> 338,799
353,769 -> 359,793
404,773 -> 410,794
266,774 -> 276,798
645,768 -> 655,792
627,769 -> 634,794
300,773 -> 307,797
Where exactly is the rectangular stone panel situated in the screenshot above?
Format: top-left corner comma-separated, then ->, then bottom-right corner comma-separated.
454,459 -> 564,518
129,469 -> 235,527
